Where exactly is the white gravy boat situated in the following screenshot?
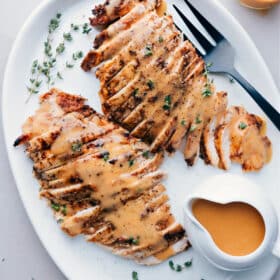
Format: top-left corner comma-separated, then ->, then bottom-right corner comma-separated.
183,174 -> 280,271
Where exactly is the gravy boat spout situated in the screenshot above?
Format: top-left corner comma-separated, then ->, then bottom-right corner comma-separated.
183,174 -> 279,271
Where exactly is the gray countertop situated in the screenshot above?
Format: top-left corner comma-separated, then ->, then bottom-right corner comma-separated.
0,1 -> 279,279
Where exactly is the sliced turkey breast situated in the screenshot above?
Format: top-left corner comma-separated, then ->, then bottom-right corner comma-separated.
14,89 -> 188,264
82,0 -> 272,172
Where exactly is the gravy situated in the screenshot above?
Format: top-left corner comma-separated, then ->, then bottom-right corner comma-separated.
192,199 -> 265,256
240,0 -> 280,10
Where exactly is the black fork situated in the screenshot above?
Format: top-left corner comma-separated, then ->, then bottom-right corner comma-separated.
171,0 -> 280,130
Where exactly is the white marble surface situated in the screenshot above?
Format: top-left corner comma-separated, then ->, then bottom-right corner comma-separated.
0,1 -> 279,279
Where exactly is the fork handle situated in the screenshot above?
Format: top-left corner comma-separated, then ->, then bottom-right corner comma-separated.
229,69 -> 280,131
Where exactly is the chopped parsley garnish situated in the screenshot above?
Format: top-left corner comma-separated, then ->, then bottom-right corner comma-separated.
51,202 -> 60,212
147,80 -> 155,90
169,259 -> 193,272
158,36 -> 164,43
189,125 -> 196,132
103,152 -> 110,162
195,115 -> 202,124
129,159 -> 134,167
71,141 -> 82,152
142,150 -> 150,159
229,77 -> 235,83
238,122 -> 247,130
163,95 -> 171,111
144,45 -> 153,57
132,271 -> 139,280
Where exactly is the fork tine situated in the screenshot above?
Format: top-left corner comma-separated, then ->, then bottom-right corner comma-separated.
173,5 -> 214,55
170,5 -> 206,55
184,0 -> 224,43
175,0 -> 216,46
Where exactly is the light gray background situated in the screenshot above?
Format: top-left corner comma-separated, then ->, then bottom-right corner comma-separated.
0,1 -> 279,280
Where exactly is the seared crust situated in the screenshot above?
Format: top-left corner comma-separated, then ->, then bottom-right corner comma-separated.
15,89 -> 188,265
90,0 -> 162,26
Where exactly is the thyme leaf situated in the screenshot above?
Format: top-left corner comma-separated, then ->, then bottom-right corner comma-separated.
147,80 -> 155,90
103,152 -> 110,162
71,141 -> 82,152
132,271 -> 139,280
189,125 -> 196,132
144,45 -> 153,57
202,83 -> 212,97
82,23 -> 92,34
51,202 -> 60,212
169,258 -> 193,272
163,95 -> 171,111
63,32 -> 73,42
195,115 -> 202,124
142,150 -> 150,159
239,122 -> 247,130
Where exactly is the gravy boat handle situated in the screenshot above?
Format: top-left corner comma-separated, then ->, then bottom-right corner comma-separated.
271,211 -> 280,259
272,240 -> 280,258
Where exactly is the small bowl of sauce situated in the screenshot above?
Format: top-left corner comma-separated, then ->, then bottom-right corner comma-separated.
184,174 -> 279,271
192,200 -> 265,257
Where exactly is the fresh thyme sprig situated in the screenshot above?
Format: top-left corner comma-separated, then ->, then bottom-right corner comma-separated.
203,62 -> 213,76
202,82 -> 213,97
201,62 -> 214,98
26,12 -> 92,102
65,51 -> 84,69
82,23 -> 92,34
